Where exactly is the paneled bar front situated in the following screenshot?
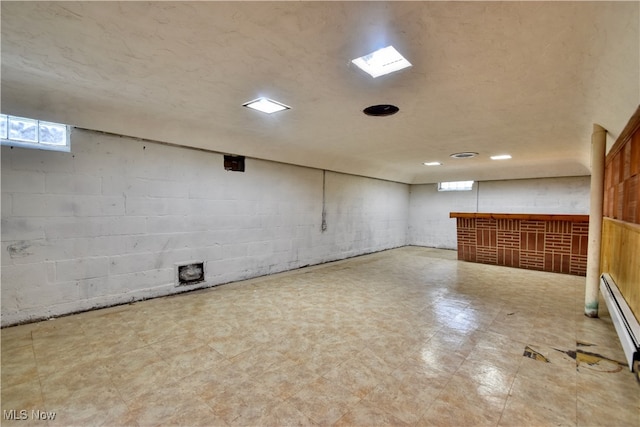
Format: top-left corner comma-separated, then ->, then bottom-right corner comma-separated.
450,212 -> 590,276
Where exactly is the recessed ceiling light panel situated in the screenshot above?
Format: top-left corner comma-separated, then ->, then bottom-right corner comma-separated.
423,162 -> 442,166
352,46 -> 412,78
490,154 -> 512,160
450,152 -> 478,159
243,98 -> 290,114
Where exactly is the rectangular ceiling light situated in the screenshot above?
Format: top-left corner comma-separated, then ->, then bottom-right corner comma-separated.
423,161 -> 442,166
243,98 -> 290,114
490,154 -> 512,160
352,46 -> 412,78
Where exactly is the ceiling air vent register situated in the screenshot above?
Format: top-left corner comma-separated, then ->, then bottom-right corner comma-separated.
363,104 -> 400,117
450,152 -> 478,159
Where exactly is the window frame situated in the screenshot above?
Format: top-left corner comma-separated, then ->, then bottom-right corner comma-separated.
437,180 -> 474,192
1,114 -> 71,152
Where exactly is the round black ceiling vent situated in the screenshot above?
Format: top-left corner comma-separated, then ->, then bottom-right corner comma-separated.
450,152 -> 478,159
363,104 -> 399,116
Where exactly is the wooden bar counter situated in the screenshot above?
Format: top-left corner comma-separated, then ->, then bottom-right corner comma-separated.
450,212 -> 590,276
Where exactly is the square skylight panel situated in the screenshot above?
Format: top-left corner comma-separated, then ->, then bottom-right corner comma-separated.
352,46 -> 412,78
243,98 -> 290,114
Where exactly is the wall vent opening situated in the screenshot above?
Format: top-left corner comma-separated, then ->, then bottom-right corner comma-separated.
224,155 -> 245,172
176,262 -> 205,286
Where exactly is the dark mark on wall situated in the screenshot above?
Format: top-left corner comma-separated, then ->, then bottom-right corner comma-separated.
523,345 -> 550,363
7,241 -> 33,258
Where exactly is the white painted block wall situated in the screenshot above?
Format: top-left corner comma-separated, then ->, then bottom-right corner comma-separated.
1,129 -> 409,326
408,177 -> 591,249
1,127 -> 590,326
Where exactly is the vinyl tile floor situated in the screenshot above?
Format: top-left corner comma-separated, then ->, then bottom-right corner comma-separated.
1,246 -> 639,426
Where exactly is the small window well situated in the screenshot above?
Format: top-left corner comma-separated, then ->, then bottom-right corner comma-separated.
243,98 -> 290,114
438,181 -> 474,191
1,114 -> 70,152
352,45 -> 412,78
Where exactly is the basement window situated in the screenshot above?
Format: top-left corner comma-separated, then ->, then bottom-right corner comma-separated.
0,114 -> 70,152
438,181 -> 474,191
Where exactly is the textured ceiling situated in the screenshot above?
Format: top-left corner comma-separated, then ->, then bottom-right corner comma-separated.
1,1 -> 639,184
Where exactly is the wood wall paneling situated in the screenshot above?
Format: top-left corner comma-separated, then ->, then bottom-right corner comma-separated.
601,105 -> 640,324
601,218 -> 640,321
451,214 -> 589,276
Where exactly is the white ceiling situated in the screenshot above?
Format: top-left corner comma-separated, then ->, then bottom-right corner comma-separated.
2,1 -> 639,184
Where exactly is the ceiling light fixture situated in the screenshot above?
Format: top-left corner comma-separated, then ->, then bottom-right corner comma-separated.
490,154 -> 512,160
450,152 -> 478,159
352,46 -> 412,78
243,98 -> 290,114
423,162 -> 442,166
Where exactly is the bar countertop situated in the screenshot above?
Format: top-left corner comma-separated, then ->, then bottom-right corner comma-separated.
449,212 -> 590,222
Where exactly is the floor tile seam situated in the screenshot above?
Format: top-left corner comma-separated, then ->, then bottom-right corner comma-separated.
36,348 -> 119,381
36,356 -> 68,417
0,337 -> 36,354
32,338 -> 94,388
99,346 -> 173,381
40,372 -> 129,413
495,353 -> 529,427
0,339 -> 36,365
387,383 -> 441,425
182,388 -> 239,427
410,383 -> 456,425
227,381 -> 297,425
0,366 -> 42,391
226,358 -> 285,381
472,330 -> 530,353
30,335 -> 94,359
282,387 -> 363,427
351,348 -> 404,377
150,336 -> 214,358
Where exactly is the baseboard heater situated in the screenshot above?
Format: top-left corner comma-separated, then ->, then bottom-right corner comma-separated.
600,273 -> 640,379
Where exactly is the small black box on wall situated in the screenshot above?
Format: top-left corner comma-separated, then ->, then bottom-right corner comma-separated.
224,155 -> 245,172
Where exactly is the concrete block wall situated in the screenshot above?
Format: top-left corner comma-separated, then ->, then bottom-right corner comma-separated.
322,172 -> 409,259
1,129 -> 409,326
408,184 -> 478,249
408,176 -> 591,249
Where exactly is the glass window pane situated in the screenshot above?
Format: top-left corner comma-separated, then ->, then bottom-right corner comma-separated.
8,116 -> 38,143
39,121 -> 67,145
438,181 -> 474,191
0,114 -> 7,140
